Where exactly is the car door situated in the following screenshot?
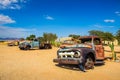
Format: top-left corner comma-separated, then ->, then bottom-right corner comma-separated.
94,38 -> 105,60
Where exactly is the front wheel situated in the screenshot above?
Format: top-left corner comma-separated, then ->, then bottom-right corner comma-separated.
25,45 -> 31,50
85,57 -> 94,70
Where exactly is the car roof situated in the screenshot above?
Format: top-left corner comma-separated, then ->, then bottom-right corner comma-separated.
78,36 -> 99,39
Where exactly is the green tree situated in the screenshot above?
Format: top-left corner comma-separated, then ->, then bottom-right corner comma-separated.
26,34 -> 36,40
88,30 -> 104,38
116,29 -> 120,45
104,32 -> 114,42
37,37 -> 44,42
43,33 -> 57,43
89,30 -> 106,43
89,30 -> 114,44
69,34 -> 80,39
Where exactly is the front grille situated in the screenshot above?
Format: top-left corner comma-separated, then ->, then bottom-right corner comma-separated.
58,50 -> 81,58
60,55 -> 73,58
67,55 -> 72,58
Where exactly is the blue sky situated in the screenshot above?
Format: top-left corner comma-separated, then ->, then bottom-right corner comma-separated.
0,0 -> 120,38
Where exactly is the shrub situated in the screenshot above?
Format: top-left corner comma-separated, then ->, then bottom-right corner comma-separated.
51,41 -> 61,47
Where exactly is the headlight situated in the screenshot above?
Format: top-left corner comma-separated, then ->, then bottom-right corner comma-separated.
74,51 -> 81,58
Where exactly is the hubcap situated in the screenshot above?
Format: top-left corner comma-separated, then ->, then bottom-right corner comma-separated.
85,58 -> 94,70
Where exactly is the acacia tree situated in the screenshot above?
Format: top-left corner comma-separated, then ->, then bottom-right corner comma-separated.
104,32 -> 114,42
37,37 -> 44,42
89,30 -> 105,43
26,34 -> 36,40
69,34 -> 80,39
43,33 -> 57,43
89,30 -> 114,44
88,30 -> 104,38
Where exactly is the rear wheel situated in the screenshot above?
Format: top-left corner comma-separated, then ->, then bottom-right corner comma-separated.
19,48 -> 23,50
85,57 -> 94,70
44,44 -> 49,49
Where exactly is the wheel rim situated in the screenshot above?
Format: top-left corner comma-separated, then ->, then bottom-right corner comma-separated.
85,57 -> 94,70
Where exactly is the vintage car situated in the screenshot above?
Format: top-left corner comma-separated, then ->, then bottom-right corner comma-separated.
53,36 -> 104,71
8,41 -> 19,46
19,40 -> 52,50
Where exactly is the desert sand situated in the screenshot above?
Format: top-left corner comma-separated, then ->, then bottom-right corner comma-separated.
0,44 -> 120,80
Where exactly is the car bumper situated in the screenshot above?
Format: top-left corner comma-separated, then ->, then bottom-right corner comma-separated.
19,46 -> 25,49
53,58 -> 80,64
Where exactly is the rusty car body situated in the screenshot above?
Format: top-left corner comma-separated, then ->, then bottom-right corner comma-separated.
8,41 -> 19,46
53,36 -> 105,71
60,40 -> 77,48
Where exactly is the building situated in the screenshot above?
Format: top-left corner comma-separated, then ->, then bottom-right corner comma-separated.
56,37 -> 72,43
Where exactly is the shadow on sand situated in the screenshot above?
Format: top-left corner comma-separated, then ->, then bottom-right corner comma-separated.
55,64 -> 81,71
55,63 -> 105,71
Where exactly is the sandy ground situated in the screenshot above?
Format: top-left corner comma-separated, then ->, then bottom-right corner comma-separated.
0,44 -> 120,80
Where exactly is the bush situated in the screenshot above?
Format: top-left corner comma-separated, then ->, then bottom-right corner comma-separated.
51,41 -> 61,47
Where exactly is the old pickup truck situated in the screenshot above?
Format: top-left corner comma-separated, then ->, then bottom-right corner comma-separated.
19,39 -> 52,50
53,36 -> 104,71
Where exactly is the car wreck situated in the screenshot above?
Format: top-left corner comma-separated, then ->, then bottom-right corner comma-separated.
19,39 -> 52,50
53,36 -> 105,71
8,41 -> 19,46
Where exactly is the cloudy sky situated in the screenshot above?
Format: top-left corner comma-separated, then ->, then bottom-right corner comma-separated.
0,0 -> 120,38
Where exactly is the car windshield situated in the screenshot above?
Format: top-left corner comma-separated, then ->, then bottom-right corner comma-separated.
20,42 -> 29,45
93,38 -> 101,45
79,38 -> 101,45
80,38 -> 92,43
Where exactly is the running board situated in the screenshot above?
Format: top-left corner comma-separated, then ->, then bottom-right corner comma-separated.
95,61 -> 105,64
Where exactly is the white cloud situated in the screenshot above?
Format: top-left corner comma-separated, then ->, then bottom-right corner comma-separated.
115,11 -> 120,16
45,15 -> 54,20
0,14 -> 15,24
115,11 -> 120,14
90,24 -> 115,29
0,26 -> 37,38
0,0 -> 27,9
93,24 -> 103,28
104,19 -> 115,23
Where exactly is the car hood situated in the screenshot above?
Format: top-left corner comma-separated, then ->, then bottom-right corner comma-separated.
59,44 -> 92,52
62,44 -> 92,48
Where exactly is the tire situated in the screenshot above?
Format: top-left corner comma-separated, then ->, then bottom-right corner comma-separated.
26,47 -> 30,50
84,57 -> 94,70
44,45 -> 49,49
25,45 -> 31,50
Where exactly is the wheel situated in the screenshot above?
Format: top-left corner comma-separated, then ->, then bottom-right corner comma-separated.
26,46 -> 30,50
78,63 -> 86,72
25,45 -> 31,50
84,57 -> 94,70
44,45 -> 49,49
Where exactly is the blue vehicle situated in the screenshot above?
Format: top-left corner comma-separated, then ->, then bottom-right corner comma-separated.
19,40 -> 52,50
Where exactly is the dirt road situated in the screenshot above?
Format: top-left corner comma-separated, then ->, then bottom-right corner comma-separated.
0,45 -> 120,80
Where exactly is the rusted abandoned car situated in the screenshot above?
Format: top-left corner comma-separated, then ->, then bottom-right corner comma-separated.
19,40 -> 52,50
53,36 -> 104,71
8,41 -> 19,46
